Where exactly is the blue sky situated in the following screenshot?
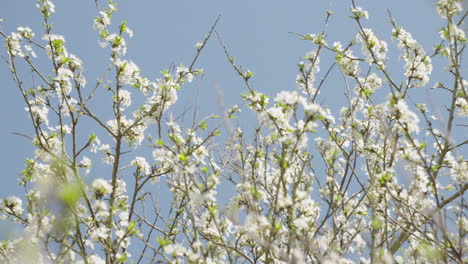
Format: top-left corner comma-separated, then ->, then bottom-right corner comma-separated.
0,0 -> 458,240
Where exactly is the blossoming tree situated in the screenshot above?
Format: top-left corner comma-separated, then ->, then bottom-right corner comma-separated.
0,0 -> 466,263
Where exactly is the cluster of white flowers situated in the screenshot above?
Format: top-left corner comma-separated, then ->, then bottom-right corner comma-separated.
114,59 -> 156,99
33,134 -> 66,163
89,136 -> 117,165
92,178 -> 112,197
86,255 -> 106,264
389,94 -> 420,134
334,42 -> 360,76
152,147 -> 174,169
55,68 -> 74,94
131,156 -> 151,175
274,90 -> 304,105
36,0 -> 55,16
115,89 -> 132,108
446,152 -> 468,183
436,0 -> 464,18
455,96 -> 468,117
115,60 -> 140,86
138,72 -> 183,122
163,243 -> 187,258
176,65 -> 195,83
107,115 -> 147,146
0,0 -> 466,263
304,33 -> 327,46
80,156 -> 92,174
94,2 -> 133,67
89,225 -> 110,241
296,50 -> 320,96
351,6 -> 369,20
93,2 -> 117,42
392,27 -> 432,88
5,32 -> 24,57
356,28 -> 388,65
260,105 -> 292,132
5,27 -> 36,58
91,199 -> 109,220
439,23 -> 467,43
316,137 -> 341,161
243,91 -> 269,112
17,26 -> 34,40
43,34 -> 64,58
0,196 -> 23,217
105,33 -> 127,56
27,101 -> 50,126
37,31 -> 87,121
93,11 -> 111,32
355,73 -> 383,96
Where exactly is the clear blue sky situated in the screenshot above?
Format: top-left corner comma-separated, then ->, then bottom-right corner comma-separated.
0,0 -> 457,239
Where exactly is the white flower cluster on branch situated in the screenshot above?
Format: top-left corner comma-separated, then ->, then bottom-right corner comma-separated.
0,0 -> 466,263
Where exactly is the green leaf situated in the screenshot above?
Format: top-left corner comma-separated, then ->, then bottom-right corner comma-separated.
58,182 -> 82,208
244,70 -> 254,79
418,142 -> 427,150
61,57 -> 70,64
155,139 -> 164,146
100,29 -> 109,39
199,121 -> 207,131
275,222 -> 282,231
20,159 -> 35,184
117,254 -> 126,263
208,205 -> 218,213
431,165 -> 441,173
120,21 -> 127,34
179,153 -> 188,162
371,218 -> 383,229
128,221 -> 136,231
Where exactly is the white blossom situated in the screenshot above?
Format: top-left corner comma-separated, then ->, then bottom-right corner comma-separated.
117,89 -> 132,107
357,28 -> 388,65
436,0 -> 463,18
351,6 -> 369,19
132,156 -> 151,175
1,196 -> 23,215
80,156 -> 92,174
455,97 -> 468,117
92,179 -> 112,197
392,27 -> 432,88
164,243 -> 186,257
36,0 -> 55,14
6,32 -> 24,57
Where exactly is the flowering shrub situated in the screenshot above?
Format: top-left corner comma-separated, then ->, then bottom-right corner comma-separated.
0,0 -> 467,263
